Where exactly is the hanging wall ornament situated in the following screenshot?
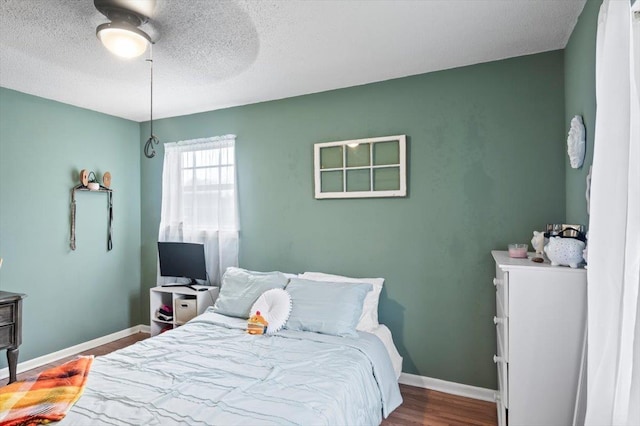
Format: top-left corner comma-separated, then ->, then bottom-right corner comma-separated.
567,115 -> 586,168
71,169 -> 114,251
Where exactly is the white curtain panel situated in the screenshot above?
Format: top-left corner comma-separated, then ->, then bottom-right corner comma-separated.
585,1 -> 640,425
157,135 -> 239,286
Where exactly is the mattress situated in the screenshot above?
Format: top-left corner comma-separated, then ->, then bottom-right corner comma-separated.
369,324 -> 403,380
60,311 -> 402,425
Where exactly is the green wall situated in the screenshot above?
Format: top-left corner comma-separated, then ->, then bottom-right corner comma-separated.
0,0 -> 600,389
564,0 -> 601,225
140,51 -> 566,389
0,88 -> 141,367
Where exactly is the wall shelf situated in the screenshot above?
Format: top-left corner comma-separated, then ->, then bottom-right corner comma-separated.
70,183 -> 114,251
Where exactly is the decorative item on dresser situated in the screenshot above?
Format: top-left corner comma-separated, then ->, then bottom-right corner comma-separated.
0,291 -> 26,384
491,251 -> 586,426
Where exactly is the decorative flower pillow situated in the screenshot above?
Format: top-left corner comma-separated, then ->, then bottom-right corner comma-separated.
249,288 -> 292,334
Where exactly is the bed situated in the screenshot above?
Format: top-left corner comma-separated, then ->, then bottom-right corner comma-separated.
57,269 -> 403,425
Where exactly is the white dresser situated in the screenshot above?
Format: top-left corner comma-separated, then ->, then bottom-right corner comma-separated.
492,250 -> 587,426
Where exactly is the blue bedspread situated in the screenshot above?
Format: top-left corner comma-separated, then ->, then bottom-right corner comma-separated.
61,311 -> 402,425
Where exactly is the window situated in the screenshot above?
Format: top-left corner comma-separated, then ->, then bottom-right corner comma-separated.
158,135 -> 238,285
180,142 -> 236,229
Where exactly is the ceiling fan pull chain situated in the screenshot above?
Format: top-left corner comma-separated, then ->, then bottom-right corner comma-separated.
144,44 -> 159,158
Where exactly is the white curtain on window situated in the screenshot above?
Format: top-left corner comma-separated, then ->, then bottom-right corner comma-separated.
158,135 -> 239,286
584,1 -> 639,425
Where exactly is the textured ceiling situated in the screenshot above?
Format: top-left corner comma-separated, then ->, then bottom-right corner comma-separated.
0,0 -> 587,122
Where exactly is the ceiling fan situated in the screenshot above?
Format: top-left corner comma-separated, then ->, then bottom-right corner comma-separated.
94,0 -> 156,59
94,0 -> 160,158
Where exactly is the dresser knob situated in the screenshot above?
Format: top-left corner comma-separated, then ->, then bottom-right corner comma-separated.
493,316 -> 504,325
493,278 -> 500,286
493,355 -> 505,364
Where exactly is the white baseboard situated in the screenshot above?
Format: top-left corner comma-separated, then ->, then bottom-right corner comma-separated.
0,324 -> 149,380
399,372 -> 497,402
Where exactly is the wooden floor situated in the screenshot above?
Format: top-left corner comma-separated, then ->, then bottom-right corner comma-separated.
382,385 -> 497,426
13,333 -> 149,382
13,333 -> 497,425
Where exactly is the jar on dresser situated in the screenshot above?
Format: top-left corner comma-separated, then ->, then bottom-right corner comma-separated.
491,250 -> 586,426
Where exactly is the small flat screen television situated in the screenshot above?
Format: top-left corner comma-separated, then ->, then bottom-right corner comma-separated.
157,242 -> 207,288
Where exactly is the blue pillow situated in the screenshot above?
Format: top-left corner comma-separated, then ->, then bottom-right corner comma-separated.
285,278 -> 372,338
213,267 -> 289,318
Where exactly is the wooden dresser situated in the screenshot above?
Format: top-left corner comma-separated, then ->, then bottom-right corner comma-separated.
491,251 -> 586,426
0,291 -> 26,384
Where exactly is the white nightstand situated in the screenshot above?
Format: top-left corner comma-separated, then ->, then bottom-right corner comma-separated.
149,285 -> 219,336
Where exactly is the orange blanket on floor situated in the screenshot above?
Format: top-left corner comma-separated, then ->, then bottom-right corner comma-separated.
0,355 -> 93,426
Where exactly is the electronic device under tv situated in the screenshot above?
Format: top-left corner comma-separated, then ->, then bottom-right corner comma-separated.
157,242 -> 208,291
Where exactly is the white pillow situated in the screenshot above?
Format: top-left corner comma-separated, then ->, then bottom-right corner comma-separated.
299,272 -> 384,332
250,288 -> 292,334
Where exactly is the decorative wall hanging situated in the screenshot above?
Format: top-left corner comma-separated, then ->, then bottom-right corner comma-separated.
567,115 -> 586,168
314,135 -> 407,199
70,169 -> 114,251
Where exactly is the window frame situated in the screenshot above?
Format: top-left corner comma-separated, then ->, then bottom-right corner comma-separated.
313,135 -> 407,199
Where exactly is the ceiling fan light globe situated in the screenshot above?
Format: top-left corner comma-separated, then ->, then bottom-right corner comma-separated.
97,23 -> 150,59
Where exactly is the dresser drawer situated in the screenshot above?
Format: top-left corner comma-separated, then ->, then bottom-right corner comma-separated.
0,324 -> 15,347
493,269 -> 509,316
496,320 -> 509,362
0,304 -> 14,325
494,353 -> 509,409
495,294 -> 509,361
